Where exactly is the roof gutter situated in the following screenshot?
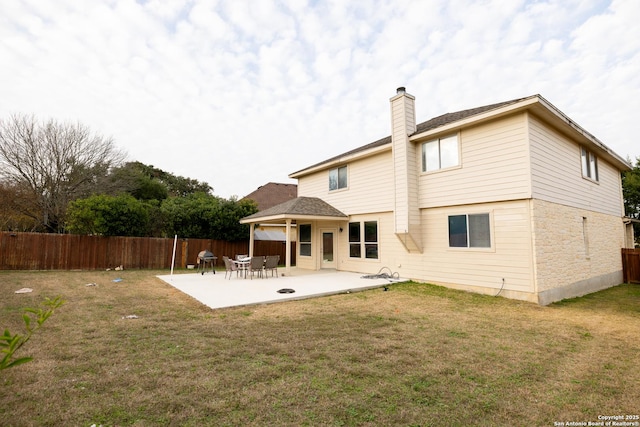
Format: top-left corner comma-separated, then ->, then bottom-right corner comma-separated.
240,213 -> 348,224
409,96 -> 539,142
289,143 -> 390,179
409,95 -> 630,171
535,95 -> 631,171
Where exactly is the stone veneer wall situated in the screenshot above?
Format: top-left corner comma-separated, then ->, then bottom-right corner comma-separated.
531,199 -> 624,304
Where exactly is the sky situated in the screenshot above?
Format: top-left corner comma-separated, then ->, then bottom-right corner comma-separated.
1,0 -> 639,199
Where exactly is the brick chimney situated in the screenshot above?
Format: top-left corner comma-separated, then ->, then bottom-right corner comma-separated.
390,87 -> 422,252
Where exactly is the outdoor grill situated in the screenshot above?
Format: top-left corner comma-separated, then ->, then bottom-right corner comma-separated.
197,250 -> 217,275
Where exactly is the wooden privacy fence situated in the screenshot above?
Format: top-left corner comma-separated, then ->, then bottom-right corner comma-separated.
622,248 -> 640,284
0,232 -> 296,271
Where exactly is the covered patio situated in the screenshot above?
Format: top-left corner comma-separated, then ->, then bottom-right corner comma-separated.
157,268 -> 403,310
240,197 -> 348,274
156,196 -> 409,310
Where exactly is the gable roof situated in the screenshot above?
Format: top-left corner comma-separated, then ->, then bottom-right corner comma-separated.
290,96 -> 531,176
290,94 -> 630,177
240,196 -> 347,223
242,182 -> 298,211
413,97 -> 529,134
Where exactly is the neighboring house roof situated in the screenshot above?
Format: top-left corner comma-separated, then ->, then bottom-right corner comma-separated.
240,196 -> 348,223
242,182 -> 298,211
290,94 -> 630,177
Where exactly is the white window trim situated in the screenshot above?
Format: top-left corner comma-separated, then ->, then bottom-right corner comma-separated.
329,165 -> 348,191
421,133 -> 461,174
446,211 -> 496,253
580,146 -> 599,183
582,216 -> 590,260
299,223 -> 312,257
348,220 -> 380,261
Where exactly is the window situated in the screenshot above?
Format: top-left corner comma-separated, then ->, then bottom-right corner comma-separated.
329,166 -> 348,190
582,217 -> 590,258
364,221 -> 378,259
348,221 -> 378,259
348,222 -> 361,257
580,147 -> 598,181
422,134 -> 459,172
448,214 -> 491,248
299,224 -> 311,256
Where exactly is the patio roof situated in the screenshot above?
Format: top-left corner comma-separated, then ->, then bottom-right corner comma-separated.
240,197 -> 347,275
240,196 -> 347,224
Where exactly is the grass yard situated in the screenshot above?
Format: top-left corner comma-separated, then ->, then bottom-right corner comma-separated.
1,269 -> 639,426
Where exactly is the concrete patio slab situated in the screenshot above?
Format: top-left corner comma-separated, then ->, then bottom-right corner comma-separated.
157,268 -> 404,310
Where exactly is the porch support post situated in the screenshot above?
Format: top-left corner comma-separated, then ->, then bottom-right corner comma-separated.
249,222 -> 255,258
285,219 -> 292,275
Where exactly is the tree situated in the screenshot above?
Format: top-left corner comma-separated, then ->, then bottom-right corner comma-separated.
0,114 -> 127,233
0,182 -> 34,231
622,156 -> 640,244
148,164 -> 213,197
108,162 -> 212,199
211,198 -> 260,241
160,193 -> 220,238
66,194 -> 152,237
106,162 -> 169,201
161,193 -> 257,240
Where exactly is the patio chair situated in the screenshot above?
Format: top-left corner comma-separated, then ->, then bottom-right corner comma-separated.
249,256 -> 265,279
222,256 -> 238,280
263,255 -> 279,278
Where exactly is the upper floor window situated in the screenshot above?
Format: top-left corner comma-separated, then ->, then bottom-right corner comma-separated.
580,147 -> 598,181
449,213 -> 491,248
329,166 -> 348,190
422,134 -> 459,172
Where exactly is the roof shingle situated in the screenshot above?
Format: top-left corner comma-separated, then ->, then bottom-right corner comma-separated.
242,197 -> 347,221
291,95 -> 534,175
242,182 -> 298,211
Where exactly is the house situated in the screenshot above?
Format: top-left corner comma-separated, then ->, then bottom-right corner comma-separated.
242,182 -> 297,241
241,88 -> 632,304
242,182 -> 298,211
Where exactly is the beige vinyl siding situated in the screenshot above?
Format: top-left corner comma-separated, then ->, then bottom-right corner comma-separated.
296,221 -> 317,270
391,93 -> 416,135
337,201 -> 535,298
418,113 -> 531,208
297,150 -> 394,215
415,201 -> 534,293
529,114 -> 623,217
391,93 -> 418,234
337,213 -> 387,273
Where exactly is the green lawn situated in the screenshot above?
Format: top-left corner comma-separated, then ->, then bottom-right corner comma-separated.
1,269 -> 639,426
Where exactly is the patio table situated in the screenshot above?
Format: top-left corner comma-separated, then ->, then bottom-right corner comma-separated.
233,257 -> 250,278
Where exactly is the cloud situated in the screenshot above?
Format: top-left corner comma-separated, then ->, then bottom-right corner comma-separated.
0,0 -> 638,199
